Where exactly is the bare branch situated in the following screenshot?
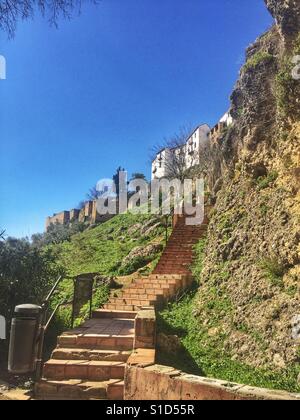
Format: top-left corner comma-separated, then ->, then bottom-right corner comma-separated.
0,0 -> 99,38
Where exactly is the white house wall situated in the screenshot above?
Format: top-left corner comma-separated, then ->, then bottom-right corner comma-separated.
151,124 -> 211,180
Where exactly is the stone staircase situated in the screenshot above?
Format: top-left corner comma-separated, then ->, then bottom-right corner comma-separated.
153,212 -> 209,275
35,211 -> 209,400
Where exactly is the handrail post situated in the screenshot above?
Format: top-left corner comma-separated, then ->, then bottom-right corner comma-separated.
34,275 -> 63,382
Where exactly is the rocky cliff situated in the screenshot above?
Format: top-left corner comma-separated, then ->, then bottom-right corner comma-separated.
196,0 -> 300,376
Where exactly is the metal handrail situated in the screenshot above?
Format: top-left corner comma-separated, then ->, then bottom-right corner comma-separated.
35,274 -> 96,381
35,275 -> 64,381
42,275 -> 63,307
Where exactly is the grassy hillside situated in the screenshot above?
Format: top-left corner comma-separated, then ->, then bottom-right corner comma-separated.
43,212 -> 168,350
157,240 -> 300,393
49,212 -> 167,278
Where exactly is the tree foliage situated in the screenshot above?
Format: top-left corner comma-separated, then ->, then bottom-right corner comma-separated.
32,221 -> 86,247
0,236 -> 63,320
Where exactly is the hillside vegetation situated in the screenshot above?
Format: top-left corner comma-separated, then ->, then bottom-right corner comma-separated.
49,212 -> 167,278
159,0 -> 300,392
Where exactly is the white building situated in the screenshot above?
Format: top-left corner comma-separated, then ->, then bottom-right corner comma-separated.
220,111 -> 233,126
151,124 -> 211,180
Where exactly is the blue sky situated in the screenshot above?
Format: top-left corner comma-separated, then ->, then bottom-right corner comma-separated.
0,0 -> 273,238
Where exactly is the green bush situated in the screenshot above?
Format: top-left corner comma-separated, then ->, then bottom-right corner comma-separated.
32,221 -> 86,247
0,237 -> 63,320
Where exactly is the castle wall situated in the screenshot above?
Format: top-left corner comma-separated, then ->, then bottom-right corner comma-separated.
45,211 -> 70,230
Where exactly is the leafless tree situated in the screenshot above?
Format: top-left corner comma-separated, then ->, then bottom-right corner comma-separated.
150,125 -> 196,181
0,229 -> 6,240
0,0 -> 99,38
86,184 -> 101,201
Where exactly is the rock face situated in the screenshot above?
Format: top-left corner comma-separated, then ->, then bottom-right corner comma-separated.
195,0 -> 300,373
121,243 -> 163,267
265,0 -> 300,40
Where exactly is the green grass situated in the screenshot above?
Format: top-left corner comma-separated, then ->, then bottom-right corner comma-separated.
260,258 -> 286,288
43,212 -> 166,353
244,51 -> 274,71
48,212 -> 165,277
158,290 -> 300,392
157,238 -> 300,393
191,238 -> 207,279
255,171 -> 278,191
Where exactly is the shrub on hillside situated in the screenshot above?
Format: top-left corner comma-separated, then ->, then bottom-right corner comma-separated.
32,221 -> 86,247
0,237 -> 63,320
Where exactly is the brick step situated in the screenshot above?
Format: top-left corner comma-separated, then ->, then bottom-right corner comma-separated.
135,278 -> 179,285
161,244 -> 194,248
35,378 -> 124,400
58,334 -> 134,351
158,256 -> 194,262
123,288 -> 166,296
92,309 -> 137,319
171,230 -> 208,234
156,262 -> 193,267
148,274 -> 190,280
120,293 -> 165,302
154,267 -> 191,270
166,240 -> 200,245
129,283 -> 177,293
169,235 -> 203,238
160,250 -> 194,254
159,255 -> 193,259
157,261 -> 193,266
153,270 -> 190,275
52,348 -> 131,362
155,264 -> 190,269
175,220 -> 209,225
160,250 -> 194,255
109,298 -> 157,307
103,303 -> 148,311
43,360 -> 125,381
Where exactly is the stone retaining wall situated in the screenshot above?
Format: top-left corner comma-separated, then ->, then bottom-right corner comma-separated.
124,364 -> 300,401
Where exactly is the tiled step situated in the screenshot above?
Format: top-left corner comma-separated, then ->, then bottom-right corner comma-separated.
43,360 -> 126,381
103,303 -> 147,311
35,378 -> 124,400
153,270 -> 190,275
120,293 -> 164,302
155,264 -> 190,270
92,309 -> 137,319
130,284 -> 177,294
155,257 -> 191,260
109,298 -> 156,307
148,274 -> 191,280
52,348 -> 131,362
58,334 -> 134,351
136,277 -> 180,285
123,288 -> 166,296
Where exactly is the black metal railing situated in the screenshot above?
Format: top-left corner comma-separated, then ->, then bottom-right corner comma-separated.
35,274 -> 96,380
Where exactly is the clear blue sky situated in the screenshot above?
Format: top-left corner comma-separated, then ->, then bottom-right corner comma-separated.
0,0 -> 273,238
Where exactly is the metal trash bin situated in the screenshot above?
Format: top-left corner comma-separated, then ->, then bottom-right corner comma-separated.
8,304 -> 42,375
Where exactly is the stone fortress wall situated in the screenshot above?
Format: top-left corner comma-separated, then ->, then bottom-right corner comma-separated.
46,200 -> 112,230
